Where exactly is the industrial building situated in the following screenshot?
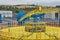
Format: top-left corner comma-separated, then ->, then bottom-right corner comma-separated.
0,11 -> 12,18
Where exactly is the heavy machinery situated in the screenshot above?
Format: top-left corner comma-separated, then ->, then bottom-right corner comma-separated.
0,6 -> 60,40
16,6 -> 60,40
18,6 -> 59,22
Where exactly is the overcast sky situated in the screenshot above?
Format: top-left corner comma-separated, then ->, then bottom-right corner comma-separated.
0,0 -> 60,6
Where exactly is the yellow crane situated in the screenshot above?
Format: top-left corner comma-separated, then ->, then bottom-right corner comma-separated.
0,6 -> 60,40
19,6 -> 60,22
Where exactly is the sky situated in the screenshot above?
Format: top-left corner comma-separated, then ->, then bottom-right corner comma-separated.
0,0 -> 60,6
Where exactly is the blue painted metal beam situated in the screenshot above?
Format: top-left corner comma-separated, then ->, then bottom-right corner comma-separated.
0,14 -> 2,23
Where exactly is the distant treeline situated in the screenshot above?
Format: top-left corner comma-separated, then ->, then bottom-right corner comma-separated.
0,5 -> 36,14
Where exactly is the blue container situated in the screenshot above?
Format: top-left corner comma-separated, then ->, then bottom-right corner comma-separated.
0,14 -> 2,23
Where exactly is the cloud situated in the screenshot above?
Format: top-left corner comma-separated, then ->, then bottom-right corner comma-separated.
0,0 -> 60,6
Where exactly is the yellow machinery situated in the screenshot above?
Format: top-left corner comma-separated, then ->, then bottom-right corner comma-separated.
0,24 -> 60,40
0,6 -> 60,40
19,6 -> 59,22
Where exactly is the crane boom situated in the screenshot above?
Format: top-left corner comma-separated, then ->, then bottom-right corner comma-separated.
19,6 -> 60,22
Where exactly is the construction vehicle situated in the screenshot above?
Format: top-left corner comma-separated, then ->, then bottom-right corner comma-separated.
0,6 -> 60,40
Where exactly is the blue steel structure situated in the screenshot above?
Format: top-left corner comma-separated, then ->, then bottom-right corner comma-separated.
16,12 -> 30,24
33,14 -> 45,22
16,12 -> 45,24
0,14 -> 2,23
